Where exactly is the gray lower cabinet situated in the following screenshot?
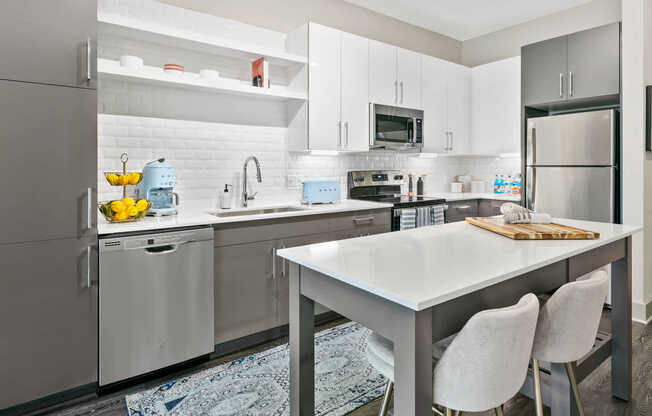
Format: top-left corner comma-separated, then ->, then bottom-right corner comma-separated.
212,208 -> 391,346
213,239 -> 278,345
0,238 -> 97,410
0,0 -> 97,88
479,199 -> 509,217
445,200 -> 479,223
0,80 -> 97,245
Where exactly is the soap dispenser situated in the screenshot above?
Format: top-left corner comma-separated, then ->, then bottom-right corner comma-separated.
220,184 -> 233,209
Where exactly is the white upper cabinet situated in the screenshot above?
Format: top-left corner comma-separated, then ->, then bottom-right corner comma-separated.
470,56 -> 521,155
308,23 -> 369,151
308,23 -> 341,150
397,48 -> 422,108
369,40 -> 397,106
369,41 -> 422,109
340,31 -> 369,151
422,56 -> 470,154
422,56 -> 448,153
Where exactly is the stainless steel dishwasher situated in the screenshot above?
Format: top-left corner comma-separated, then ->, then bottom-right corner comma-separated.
99,227 -> 214,386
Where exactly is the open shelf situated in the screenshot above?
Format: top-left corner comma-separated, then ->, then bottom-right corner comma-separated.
98,16 -> 308,68
98,59 -> 308,101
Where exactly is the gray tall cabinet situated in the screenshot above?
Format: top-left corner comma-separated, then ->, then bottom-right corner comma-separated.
0,1 -> 98,411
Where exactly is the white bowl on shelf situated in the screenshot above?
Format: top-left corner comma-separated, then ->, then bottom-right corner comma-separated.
119,55 -> 144,68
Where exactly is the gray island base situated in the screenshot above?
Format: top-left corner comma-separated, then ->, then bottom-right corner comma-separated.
278,219 -> 641,416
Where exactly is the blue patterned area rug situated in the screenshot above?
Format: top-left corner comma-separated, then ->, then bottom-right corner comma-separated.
125,322 -> 386,415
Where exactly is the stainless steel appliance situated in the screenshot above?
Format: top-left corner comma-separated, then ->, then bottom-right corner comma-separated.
348,170 -> 445,231
526,109 -> 619,222
99,228 -> 214,386
369,104 -> 423,152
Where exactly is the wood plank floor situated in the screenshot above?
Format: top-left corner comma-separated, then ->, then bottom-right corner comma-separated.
27,315 -> 651,416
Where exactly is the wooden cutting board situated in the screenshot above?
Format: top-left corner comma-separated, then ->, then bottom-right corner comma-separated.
465,217 -> 600,240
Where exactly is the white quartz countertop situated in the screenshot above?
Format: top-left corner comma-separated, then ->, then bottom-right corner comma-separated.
97,199 -> 393,235
432,192 -> 521,202
277,218 -> 641,311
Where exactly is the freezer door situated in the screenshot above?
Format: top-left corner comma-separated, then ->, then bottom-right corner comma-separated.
527,110 -> 615,166
526,166 -> 614,222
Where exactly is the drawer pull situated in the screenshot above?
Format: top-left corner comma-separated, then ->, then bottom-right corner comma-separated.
455,205 -> 472,210
353,216 -> 374,224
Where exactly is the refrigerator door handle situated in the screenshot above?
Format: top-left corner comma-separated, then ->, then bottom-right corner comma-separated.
526,124 -> 536,165
526,167 -> 536,211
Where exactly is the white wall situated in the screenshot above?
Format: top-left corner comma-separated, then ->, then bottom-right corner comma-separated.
621,0 -> 649,323
157,0 -> 462,64
461,0 -> 621,67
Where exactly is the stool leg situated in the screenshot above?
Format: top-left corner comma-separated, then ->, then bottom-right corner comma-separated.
494,405 -> 505,416
432,405 -> 444,416
379,381 -> 393,416
532,359 -> 544,416
565,362 -> 585,416
445,409 -> 453,416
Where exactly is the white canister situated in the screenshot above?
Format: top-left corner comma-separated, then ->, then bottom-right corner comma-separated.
119,55 -> 144,68
471,181 -> 485,193
450,182 -> 463,193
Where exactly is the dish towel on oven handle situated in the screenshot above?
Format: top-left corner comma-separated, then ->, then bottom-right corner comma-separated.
431,204 -> 445,225
400,208 -> 416,230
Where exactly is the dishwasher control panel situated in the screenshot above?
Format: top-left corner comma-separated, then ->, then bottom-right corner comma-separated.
99,228 -> 213,252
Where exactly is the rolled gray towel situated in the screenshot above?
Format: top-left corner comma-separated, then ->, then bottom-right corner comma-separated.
500,202 -> 531,216
504,212 -> 552,224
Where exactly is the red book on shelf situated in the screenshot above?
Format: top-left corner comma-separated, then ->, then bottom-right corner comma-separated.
252,57 -> 269,88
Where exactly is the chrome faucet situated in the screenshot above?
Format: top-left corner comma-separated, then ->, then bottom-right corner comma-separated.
242,156 -> 262,207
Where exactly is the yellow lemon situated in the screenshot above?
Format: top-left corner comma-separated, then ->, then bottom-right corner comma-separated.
122,197 -> 135,207
128,172 -> 140,185
136,199 -> 148,212
127,206 -> 138,217
119,175 -> 129,185
115,210 -> 129,221
110,200 -> 125,213
106,173 -> 119,185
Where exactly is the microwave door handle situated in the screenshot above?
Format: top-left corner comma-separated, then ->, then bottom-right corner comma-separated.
369,103 -> 376,147
411,117 -> 417,144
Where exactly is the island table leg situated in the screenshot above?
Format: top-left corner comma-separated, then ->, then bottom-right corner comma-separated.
289,263 -> 315,416
393,307 -> 433,416
611,235 -> 632,401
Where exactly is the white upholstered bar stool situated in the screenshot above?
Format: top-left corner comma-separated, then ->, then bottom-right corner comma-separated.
365,293 -> 540,416
530,270 -> 609,416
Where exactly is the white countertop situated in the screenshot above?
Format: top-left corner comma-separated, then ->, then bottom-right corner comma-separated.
277,218 -> 641,311
432,192 -> 522,202
97,199 -> 393,235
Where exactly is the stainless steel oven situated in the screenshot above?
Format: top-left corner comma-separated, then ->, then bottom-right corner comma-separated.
369,103 -> 423,152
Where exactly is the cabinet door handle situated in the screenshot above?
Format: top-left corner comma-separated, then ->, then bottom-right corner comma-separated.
569,71 -> 573,97
279,244 -> 287,277
559,73 -> 564,98
353,216 -> 374,224
337,120 -> 342,148
394,80 -> 398,103
400,81 -> 404,104
344,121 -> 349,147
86,38 -> 92,82
450,131 -> 454,152
87,187 -> 93,231
271,247 -> 277,280
86,246 -> 93,288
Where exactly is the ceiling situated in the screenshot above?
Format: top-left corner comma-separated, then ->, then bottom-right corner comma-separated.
342,0 -> 593,41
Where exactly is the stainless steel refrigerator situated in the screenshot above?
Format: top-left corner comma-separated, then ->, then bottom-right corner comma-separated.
526,109 -> 619,223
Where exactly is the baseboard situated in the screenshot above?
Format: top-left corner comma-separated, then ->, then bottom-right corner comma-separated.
632,300 -> 652,324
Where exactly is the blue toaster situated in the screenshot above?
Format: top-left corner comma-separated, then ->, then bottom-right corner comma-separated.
302,180 -> 341,204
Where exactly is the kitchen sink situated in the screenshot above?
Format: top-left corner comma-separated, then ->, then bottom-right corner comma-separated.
210,206 -> 309,218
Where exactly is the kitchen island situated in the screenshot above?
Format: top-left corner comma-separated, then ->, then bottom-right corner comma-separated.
277,218 -> 641,416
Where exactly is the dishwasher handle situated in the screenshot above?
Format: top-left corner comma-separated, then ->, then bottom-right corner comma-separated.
144,244 -> 180,255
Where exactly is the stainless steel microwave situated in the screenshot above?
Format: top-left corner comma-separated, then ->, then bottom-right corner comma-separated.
369,103 -> 423,152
